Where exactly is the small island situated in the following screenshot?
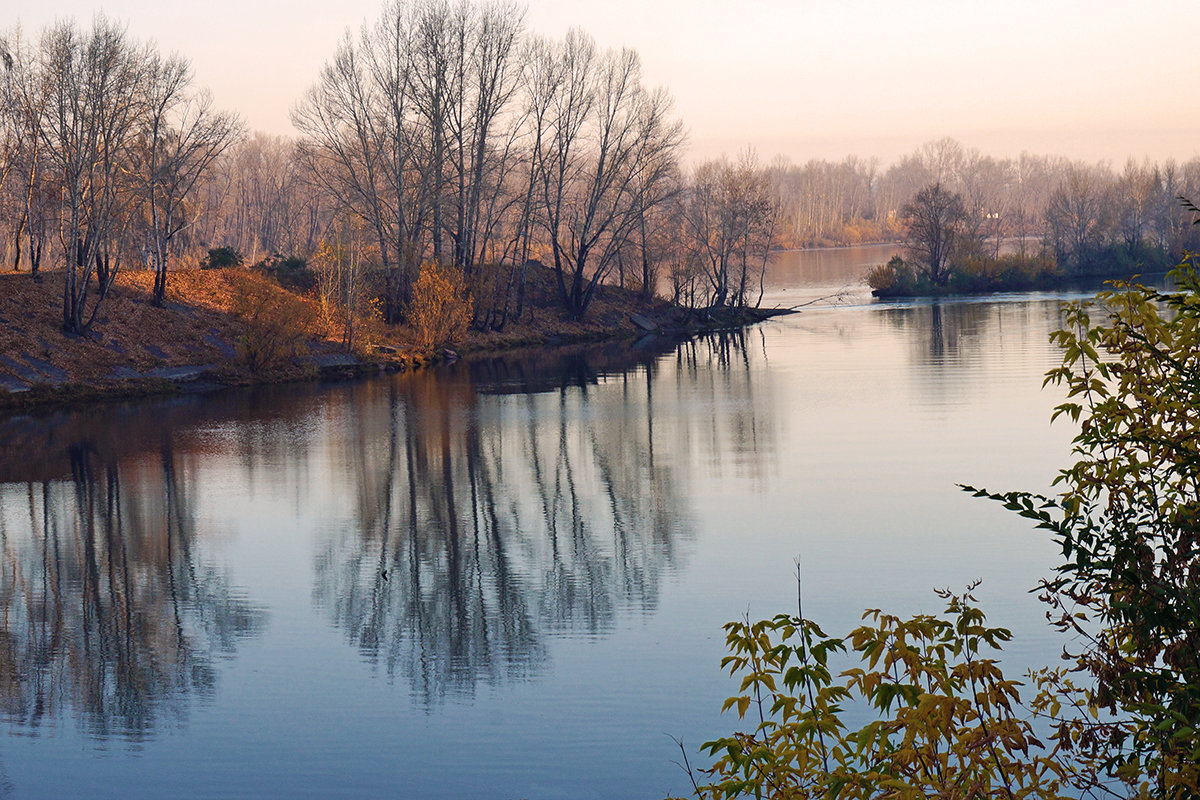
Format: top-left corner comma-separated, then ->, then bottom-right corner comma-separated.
867,180 -> 1182,297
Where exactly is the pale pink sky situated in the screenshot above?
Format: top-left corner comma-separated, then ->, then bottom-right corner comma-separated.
9,0 -> 1199,165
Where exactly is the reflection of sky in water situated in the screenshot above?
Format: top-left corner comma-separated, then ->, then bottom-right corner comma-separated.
0,262 -> 1085,798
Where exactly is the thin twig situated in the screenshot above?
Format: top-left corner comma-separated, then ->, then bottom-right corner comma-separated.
796,558 -> 830,776
668,735 -> 703,796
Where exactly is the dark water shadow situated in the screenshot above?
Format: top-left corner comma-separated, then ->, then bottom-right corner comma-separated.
0,418 -> 267,744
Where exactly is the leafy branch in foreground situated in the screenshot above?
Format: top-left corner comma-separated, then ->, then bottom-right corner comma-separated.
679,259 -> 1200,799
671,584 -> 1112,800
968,259 -> 1200,797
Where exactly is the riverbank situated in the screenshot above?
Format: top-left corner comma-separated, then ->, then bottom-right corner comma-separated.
0,266 -> 788,412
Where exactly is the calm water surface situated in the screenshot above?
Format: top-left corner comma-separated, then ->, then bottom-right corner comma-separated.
0,249 -> 1094,798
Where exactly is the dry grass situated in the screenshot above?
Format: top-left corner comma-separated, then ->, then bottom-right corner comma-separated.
2,270 -> 219,384
0,268 -> 338,390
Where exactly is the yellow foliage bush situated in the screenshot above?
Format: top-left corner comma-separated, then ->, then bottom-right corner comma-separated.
679,588 -> 1085,800
229,273 -> 316,371
407,262 -> 472,350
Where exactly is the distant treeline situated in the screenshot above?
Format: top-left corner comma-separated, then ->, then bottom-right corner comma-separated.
851,139 -> 1200,296
772,137 -> 1200,265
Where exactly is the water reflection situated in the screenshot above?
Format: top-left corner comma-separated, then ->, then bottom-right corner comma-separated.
314,332 -> 774,703
875,298 -> 1063,367
0,331 -> 778,729
463,337 -> 679,395
764,244 -> 901,304
877,301 -> 996,364
0,429 -> 266,741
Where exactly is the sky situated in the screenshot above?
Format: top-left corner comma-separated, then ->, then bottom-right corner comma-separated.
8,0 -> 1199,167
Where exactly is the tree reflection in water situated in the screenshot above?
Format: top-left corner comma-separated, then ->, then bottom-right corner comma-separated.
315,333 -> 775,704
0,331 -> 774,726
879,299 -> 1008,366
0,436 -> 266,742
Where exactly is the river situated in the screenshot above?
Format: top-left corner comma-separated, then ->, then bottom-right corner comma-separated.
0,246 -> 1094,798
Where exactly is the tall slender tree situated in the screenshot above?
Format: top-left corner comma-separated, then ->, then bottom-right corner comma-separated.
138,52 -> 242,306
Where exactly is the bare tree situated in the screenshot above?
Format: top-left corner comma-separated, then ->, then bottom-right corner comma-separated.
39,16 -> 148,333
682,153 -> 778,308
629,90 -> 683,300
138,52 -> 242,305
918,136 -> 964,185
1114,158 -> 1161,255
313,211 -> 372,350
0,29 -> 23,267
771,154 -> 882,247
445,0 -> 525,271
1008,152 -> 1055,258
902,182 -> 965,286
631,162 -> 681,300
533,31 -> 683,319
408,0 -> 460,264
1,27 -> 50,275
295,22 -> 407,321
877,153 -> 933,232
505,34 -> 561,320
297,0 -> 481,321
1045,164 -> 1105,272
1159,159 -> 1200,257
0,32 -> 15,183
201,133 -> 324,261
956,149 -> 1009,259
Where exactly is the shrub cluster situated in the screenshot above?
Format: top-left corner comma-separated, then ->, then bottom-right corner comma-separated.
252,253 -> 317,294
229,273 -> 317,371
201,246 -> 243,270
406,262 -> 473,351
868,253 -> 1060,297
